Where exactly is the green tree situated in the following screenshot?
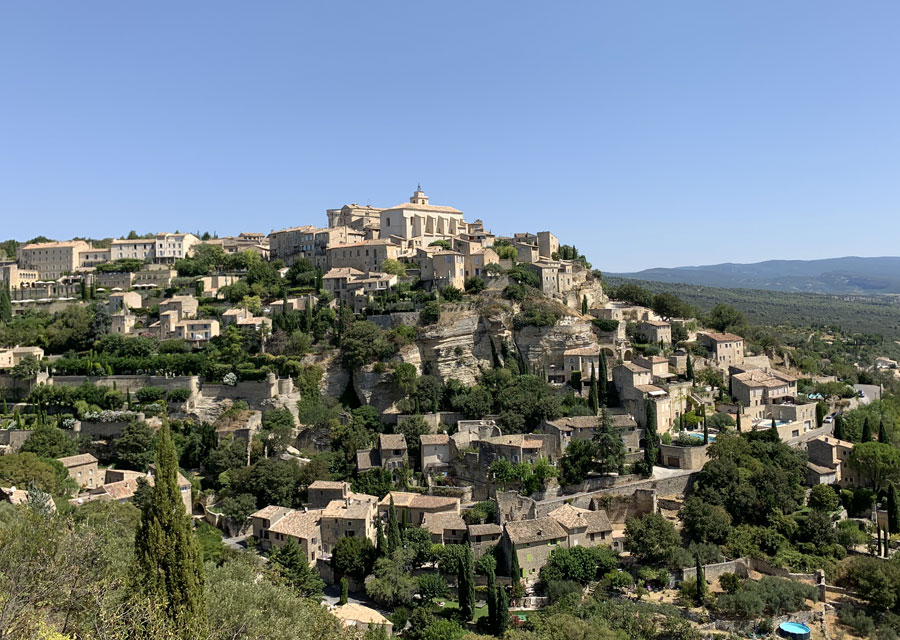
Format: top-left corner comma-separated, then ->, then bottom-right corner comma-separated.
861,416 -> 873,443
808,484 -> 840,513
21,425 -> 76,459
686,354 -> 694,381
332,535 -> 376,580
815,403 -> 826,428
0,284 -> 11,324
834,413 -> 846,440
695,554 -> 706,606
496,585 -> 510,635
132,423 -> 205,638
889,483 -> 900,535
559,438 -> 597,486
375,515 -> 387,557
597,350 -> 608,408
644,400 -> 659,470
116,420 -> 156,471
879,417 -> 889,444
417,572 -> 448,602
459,546 -> 476,621
387,496 -> 401,554
339,576 -> 349,605
679,496 -> 732,545
849,442 -> 900,493
270,538 -> 325,597
593,408 -> 625,476
624,512 -> 680,566
581,295 -> 588,315
588,364 -> 599,415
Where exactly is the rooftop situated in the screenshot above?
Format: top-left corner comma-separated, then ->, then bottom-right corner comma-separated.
484,434 -> 544,449
379,491 -> 460,511
505,517 -> 567,545
422,512 -> 467,535
468,523 -> 502,537
57,453 -> 98,468
420,434 -> 451,446
379,433 -> 408,450
703,332 -> 744,343
268,510 -> 321,540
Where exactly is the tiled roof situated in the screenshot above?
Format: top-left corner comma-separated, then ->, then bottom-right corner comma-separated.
620,363 -> 651,374
269,510 -> 321,540
379,491 -> 460,511
309,480 -> 348,491
250,505 -> 291,520
485,434 -> 544,449
468,523 -> 502,537
422,512 -> 467,535
356,448 -> 379,471
563,346 -> 600,357
703,332 -> 743,342
549,504 -> 612,534
505,517 -> 567,545
640,320 -> 670,327
384,202 -> 463,214
58,453 -> 98,468
21,240 -> 87,250
331,603 -> 391,627
420,434 -> 450,446
321,498 -> 374,520
379,433 -> 408,450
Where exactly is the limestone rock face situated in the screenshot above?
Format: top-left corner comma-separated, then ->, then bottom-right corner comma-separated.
416,309 -> 494,385
353,368 -> 404,415
514,318 -> 599,372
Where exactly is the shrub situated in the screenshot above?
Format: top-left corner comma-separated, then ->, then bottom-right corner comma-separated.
591,318 -> 620,333
167,388 -> 192,403
719,572 -> 742,594
420,301 -> 441,325
135,386 -> 167,404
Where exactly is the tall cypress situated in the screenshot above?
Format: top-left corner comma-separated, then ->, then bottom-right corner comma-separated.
686,354 -> 694,382
770,417 -> 780,440
879,417 -> 889,444
703,418 -> 709,445
588,364 -> 599,415
486,564 -> 498,633
694,554 -> 706,607
878,528 -> 884,557
597,351 -> 608,408
459,546 -> 476,621
862,416 -> 873,443
375,516 -> 387,557
736,410 -> 742,433
834,413 -> 846,440
889,483 -> 900,535
644,400 -> 658,469
497,585 -> 510,634
387,496 -> 401,554
815,403 -> 826,428
510,543 -> 521,581
581,295 -> 588,315
0,284 -> 11,323
132,423 -> 205,638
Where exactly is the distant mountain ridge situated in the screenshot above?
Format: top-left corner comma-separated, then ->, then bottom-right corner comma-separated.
609,256 -> 900,295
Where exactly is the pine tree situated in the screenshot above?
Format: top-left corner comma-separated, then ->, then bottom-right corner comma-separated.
597,350 -> 609,408
0,284 -> 11,323
834,413 -> 846,440
459,546 -> 476,621
375,516 -> 387,557
497,584 -> 510,635
387,496 -> 401,554
695,554 -> 706,607
879,417 -> 888,444
862,416 -> 872,443
889,483 -> 900,535
339,577 -> 349,605
588,364 -> 599,415
581,295 -> 588,315
132,423 -> 205,638
686,354 -> 694,382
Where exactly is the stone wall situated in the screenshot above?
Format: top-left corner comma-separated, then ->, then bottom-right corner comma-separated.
52,375 -> 200,395
682,558 -> 750,582
199,379 -> 277,403
397,412 -> 463,431
0,428 -> 34,452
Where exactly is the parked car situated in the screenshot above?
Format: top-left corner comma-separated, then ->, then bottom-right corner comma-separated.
824,414 -> 834,424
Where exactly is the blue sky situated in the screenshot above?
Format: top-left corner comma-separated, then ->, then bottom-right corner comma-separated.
1,2 -> 898,271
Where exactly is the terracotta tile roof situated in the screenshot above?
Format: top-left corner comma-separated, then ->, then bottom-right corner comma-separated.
640,320 -> 670,327
468,523 -> 502,537
356,449 -> 379,471
21,240 -> 87,250
379,491 -> 460,511
420,434 -> 450,446
379,433 -> 408,450
703,332 -> 743,342
309,480 -> 348,491
549,504 -> 612,534
321,498 -> 375,520
563,346 -> 600,357
250,505 -> 291,520
58,453 -> 98,468
384,202 -> 463,214
485,434 -> 544,449
422,512 -> 467,535
620,363 -> 651,374
505,517 -> 567,545
634,384 -> 667,395
331,603 -> 391,627
269,510 -> 321,540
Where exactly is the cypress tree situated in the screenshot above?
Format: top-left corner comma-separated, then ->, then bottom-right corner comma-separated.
878,528 -> 883,556
644,400 -> 658,469
834,413 -> 846,440
581,295 -> 588,315
459,546 -> 476,621
597,350 -> 609,408
736,409 -> 742,433
387,496 -> 401,553
889,483 -> 900,535
497,585 -> 510,634
132,423 -> 205,638
588,364 -> 599,415
375,516 -> 387,556
695,554 -> 706,607
126,388 -> 132,409
0,284 -> 11,323
770,417 -> 780,440
862,416 -> 873,443
339,577 -> 349,605
703,417 -> 709,445
879,417 -> 889,444
816,403 -> 826,428
686,354 -> 694,382
315,267 -> 323,293
486,564 -> 498,634
510,543 -> 520,580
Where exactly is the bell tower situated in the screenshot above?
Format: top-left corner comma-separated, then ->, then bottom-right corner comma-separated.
409,184 -> 429,206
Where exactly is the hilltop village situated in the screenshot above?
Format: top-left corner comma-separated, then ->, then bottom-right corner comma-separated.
1,189 -> 899,639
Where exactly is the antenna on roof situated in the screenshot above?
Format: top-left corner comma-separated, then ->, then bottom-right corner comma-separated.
417,183 -> 421,191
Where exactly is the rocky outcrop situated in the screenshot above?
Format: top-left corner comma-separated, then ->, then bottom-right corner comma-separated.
415,309 -> 494,385
353,368 -> 404,415
514,317 -> 599,371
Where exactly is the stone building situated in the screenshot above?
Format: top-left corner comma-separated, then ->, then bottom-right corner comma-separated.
18,240 -> 90,279
700,332 -> 745,368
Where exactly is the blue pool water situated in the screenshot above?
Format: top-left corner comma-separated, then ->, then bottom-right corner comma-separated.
778,621 -> 810,639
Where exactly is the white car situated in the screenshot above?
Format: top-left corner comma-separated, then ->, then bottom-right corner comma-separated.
824,415 -> 834,424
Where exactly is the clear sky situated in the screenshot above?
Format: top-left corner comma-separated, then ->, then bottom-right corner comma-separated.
1,2 -> 898,271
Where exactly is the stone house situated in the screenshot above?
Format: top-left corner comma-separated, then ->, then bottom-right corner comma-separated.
632,355 -> 671,380
637,320 -> 672,345
327,239 -> 401,273
0,345 -> 44,368
468,523 -> 502,559
18,240 -> 90,279
110,238 -> 155,261
422,512 -> 468,545
700,332 -> 745,368
379,188 -> 466,243
174,319 -> 219,343
563,346 -> 600,383
537,231 -> 559,260
153,232 -> 200,265
502,517 -> 567,583
547,504 -> 613,547
377,491 -> 460,526
730,368 -> 798,420
109,291 -> 142,312
58,453 -> 100,489
78,247 -> 111,268
319,493 -> 378,554
479,434 -> 554,465
659,443 -> 709,470
432,251 -> 466,290
250,506 -> 322,563
420,434 -> 452,474
379,433 -> 408,471
807,435 -> 858,488
159,295 -> 198,320
308,480 -> 351,509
